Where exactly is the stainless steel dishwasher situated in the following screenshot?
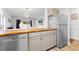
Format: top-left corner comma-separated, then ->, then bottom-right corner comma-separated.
0,34 -> 28,51
0,36 -> 18,51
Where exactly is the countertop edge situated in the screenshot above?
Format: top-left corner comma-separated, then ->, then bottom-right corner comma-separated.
0,28 -> 57,37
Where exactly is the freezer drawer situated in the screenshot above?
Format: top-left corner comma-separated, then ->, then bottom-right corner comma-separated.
58,26 -> 68,48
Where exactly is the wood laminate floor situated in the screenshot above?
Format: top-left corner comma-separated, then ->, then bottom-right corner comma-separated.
49,40 -> 79,51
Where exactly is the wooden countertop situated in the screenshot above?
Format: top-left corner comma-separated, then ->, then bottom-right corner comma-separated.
0,28 -> 57,37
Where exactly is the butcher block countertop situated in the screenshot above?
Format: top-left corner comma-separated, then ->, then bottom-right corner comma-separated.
0,28 -> 57,37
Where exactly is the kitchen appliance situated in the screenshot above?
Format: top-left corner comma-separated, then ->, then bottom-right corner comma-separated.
57,14 -> 68,48
0,36 -> 18,51
0,34 -> 28,51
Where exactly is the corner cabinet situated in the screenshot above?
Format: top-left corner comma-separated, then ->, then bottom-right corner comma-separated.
29,30 -> 57,51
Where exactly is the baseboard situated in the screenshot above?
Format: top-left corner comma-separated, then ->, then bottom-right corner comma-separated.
47,46 -> 56,51
70,38 -> 76,43
70,37 -> 77,40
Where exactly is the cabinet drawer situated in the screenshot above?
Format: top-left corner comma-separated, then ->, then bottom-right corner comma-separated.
6,35 -> 18,39
0,37 -> 8,40
41,31 -> 50,35
18,34 -> 28,39
41,30 -> 56,35
0,35 -> 17,40
29,32 -> 41,38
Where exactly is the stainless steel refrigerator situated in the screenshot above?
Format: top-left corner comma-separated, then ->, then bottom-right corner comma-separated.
57,14 -> 68,48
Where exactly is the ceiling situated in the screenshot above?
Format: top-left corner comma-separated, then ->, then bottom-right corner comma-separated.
4,8 -> 45,18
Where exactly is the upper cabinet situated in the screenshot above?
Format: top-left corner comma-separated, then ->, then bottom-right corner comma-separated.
48,8 -> 59,16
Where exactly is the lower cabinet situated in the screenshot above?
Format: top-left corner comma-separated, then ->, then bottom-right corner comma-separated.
49,31 -> 56,48
17,34 -> 28,51
0,30 -> 56,51
29,30 -> 57,51
41,34 -> 50,51
29,36 -> 41,51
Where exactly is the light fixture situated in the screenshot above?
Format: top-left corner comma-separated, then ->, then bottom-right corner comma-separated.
24,8 -> 31,18
25,11 -> 30,18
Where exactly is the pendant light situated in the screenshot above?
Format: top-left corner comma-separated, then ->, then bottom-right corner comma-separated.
24,8 -> 31,18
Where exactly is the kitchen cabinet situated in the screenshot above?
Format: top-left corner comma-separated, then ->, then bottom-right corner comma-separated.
29,32 -> 41,51
29,30 -> 57,51
29,32 -> 50,51
48,8 -> 59,16
41,34 -> 50,51
29,36 -> 41,51
48,8 -> 53,16
17,34 -> 28,51
41,30 -> 56,50
0,37 -> 10,51
0,29 -> 57,51
49,30 -> 56,48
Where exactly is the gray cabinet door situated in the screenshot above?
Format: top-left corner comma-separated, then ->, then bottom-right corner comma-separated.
49,31 -> 56,48
41,34 -> 50,51
29,30 -> 57,51
17,39 -> 28,51
18,34 -> 28,51
29,36 -> 41,51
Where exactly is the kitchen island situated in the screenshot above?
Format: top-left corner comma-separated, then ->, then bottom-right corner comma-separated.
0,28 -> 57,51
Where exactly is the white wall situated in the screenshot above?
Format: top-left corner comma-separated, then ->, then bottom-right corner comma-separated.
44,8 -> 48,28
0,8 -> 3,15
70,9 -> 79,40
0,8 -> 4,28
2,9 -> 12,29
